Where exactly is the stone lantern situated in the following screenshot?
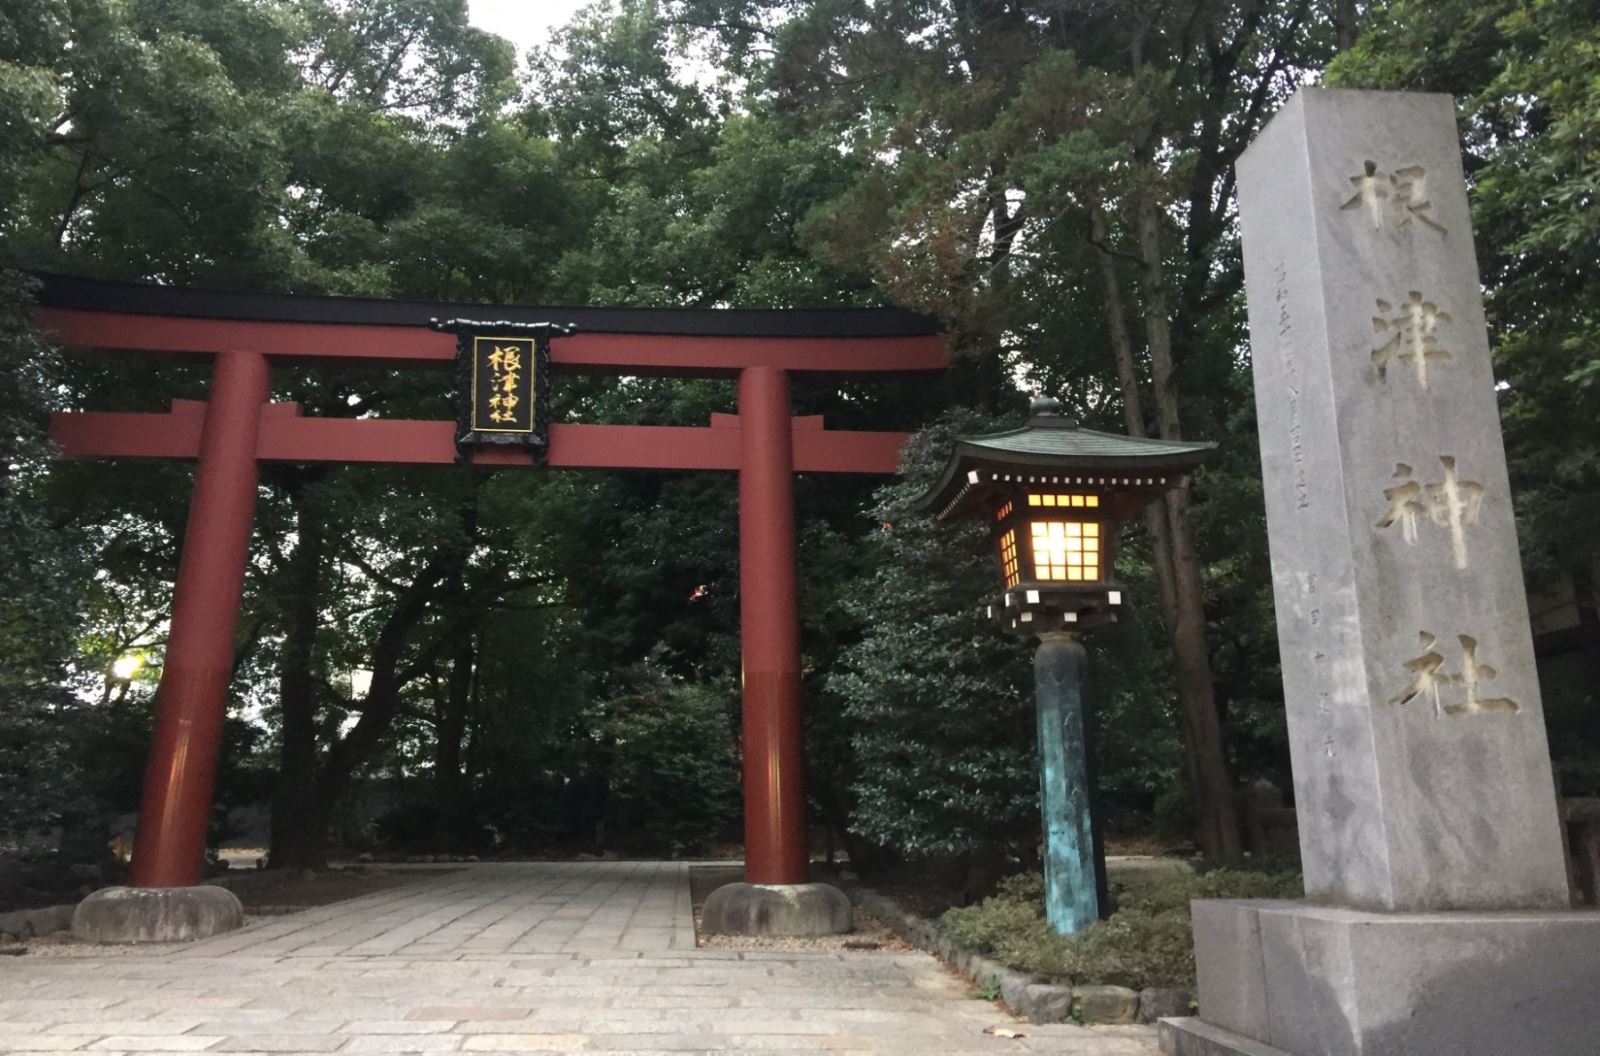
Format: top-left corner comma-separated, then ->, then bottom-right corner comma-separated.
920,397 -> 1214,933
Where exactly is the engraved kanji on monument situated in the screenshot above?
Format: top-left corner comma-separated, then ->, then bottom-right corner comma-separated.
1238,89 -> 1569,911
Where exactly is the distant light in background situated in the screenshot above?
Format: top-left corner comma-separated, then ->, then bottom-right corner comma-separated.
112,654 -> 145,680
468,0 -> 594,52
349,669 -> 374,698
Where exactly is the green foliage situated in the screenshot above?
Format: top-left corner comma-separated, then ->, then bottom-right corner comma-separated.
597,665 -> 742,855
940,866 -> 1302,989
685,0 -> 1322,857
1152,774 -> 1197,841
0,0 -> 525,292
827,410 -> 1039,859
827,406 -> 1201,857
0,270 -> 89,841
0,0 -> 1308,868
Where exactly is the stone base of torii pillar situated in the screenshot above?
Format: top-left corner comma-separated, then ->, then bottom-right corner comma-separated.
72,885 -> 244,944
1163,88 -> 1600,1055
700,883 -> 852,937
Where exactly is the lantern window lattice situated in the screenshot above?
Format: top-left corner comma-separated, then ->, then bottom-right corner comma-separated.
1030,520 -> 1100,582
999,527 -> 1021,588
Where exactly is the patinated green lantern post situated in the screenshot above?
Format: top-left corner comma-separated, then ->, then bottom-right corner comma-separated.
920,398 -> 1214,935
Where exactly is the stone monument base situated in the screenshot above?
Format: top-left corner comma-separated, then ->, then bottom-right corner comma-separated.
72,885 -> 244,944
1161,899 -> 1600,1056
701,882 -> 851,937
1161,1017 -> 1292,1056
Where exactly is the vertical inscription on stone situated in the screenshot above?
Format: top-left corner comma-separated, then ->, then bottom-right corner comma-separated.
1274,262 -> 1311,512
1342,148 -> 1500,698
1303,572 -> 1337,761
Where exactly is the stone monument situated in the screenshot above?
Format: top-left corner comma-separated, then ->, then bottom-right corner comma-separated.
1161,88 -> 1600,1056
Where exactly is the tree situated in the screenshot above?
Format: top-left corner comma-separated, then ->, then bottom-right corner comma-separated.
597,665 -> 742,856
2,0 -> 292,281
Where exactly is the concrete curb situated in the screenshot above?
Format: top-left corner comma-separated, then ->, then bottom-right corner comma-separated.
847,885 -> 1191,1025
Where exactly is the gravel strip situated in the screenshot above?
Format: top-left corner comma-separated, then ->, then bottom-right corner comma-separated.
694,906 -> 913,952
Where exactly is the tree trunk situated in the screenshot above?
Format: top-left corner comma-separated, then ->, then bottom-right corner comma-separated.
433,634 -> 473,852
1090,201 -> 1183,629
271,555 -> 448,867
1335,0 -> 1358,51
269,491 -> 328,870
1120,196 -> 1241,857
1570,564 -> 1600,744
267,483 -> 482,868
283,526 -> 474,863
1161,486 -> 1240,857
268,795 -> 336,872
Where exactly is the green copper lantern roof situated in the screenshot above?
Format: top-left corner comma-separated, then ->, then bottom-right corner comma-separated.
919,398 -> 1216,522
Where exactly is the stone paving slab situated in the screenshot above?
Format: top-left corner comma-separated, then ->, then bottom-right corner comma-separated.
0,862 -> 1155,1055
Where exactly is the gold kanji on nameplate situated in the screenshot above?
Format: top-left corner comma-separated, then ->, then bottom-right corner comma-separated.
471,337 -> 537,433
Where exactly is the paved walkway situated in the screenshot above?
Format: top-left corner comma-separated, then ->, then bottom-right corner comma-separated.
0,862 -> 1159,1055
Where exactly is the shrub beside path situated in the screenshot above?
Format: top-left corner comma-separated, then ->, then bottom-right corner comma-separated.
0,861 -> 1158,1054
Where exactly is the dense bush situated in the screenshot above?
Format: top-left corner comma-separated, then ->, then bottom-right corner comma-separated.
0,271 -> 91,847
939,866 -> 1303,989
828,412 -> 1039,861
599,665 -> 741,856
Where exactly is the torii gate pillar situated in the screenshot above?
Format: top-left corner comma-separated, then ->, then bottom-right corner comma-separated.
130,351 -> 270,888
699,367 -> 852,935
736,367 -> 809,885
73,352 -> 268,941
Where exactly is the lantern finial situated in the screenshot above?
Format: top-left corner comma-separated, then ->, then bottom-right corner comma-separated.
1028,396 -> 1078,429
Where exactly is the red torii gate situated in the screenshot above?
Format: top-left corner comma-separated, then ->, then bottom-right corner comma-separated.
38,274 -> 946,903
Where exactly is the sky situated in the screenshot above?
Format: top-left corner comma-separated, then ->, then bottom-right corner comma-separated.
469,0 -> 595,53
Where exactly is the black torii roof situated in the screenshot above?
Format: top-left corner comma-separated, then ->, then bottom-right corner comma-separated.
29,271 -> 941,339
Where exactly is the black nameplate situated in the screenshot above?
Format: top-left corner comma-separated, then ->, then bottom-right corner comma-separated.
432,318 -> 573,460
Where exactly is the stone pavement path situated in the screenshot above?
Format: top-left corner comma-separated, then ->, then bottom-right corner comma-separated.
0,862 -> 1158,1055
